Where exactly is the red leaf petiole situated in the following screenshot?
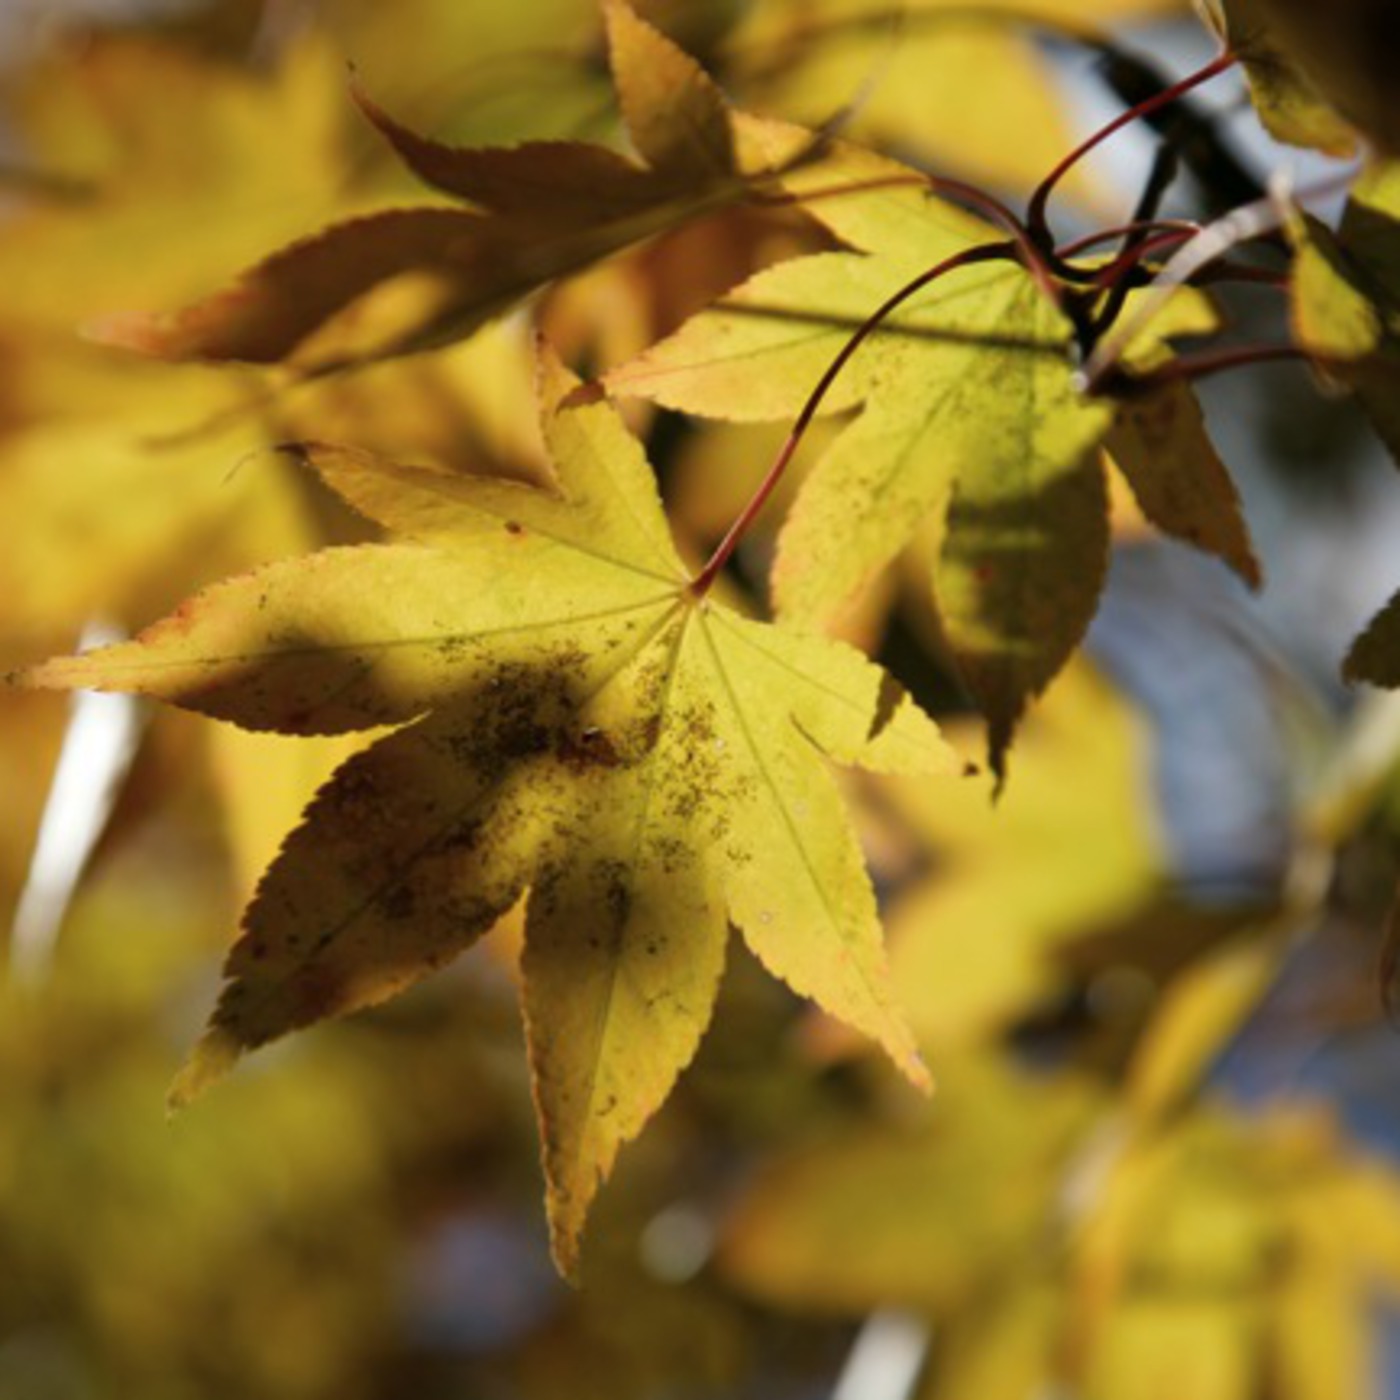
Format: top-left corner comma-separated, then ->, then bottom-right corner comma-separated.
1026,49 -> 1239,247
688,240 -> 1018,598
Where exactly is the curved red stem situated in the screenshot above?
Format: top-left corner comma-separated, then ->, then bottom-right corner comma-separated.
690,241 -> 1017,598
1026,49 -> 1238,244
1136,343 -> 1306,386
1057,219 -> 1200,260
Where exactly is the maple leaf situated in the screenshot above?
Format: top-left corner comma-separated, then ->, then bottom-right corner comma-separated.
1287,160 -> 1400,687
1194,0 -> 1400,155
1104,372 -> 1261,592
0,31 -> 391,654
722,1050 -> 1400,1400
1075,1101 -> 1400,1400
93,1 -> 825,377
605,133 -> 1250,776
606,144 -> 1123,774
0,356 -> 318,653
17,345 -> 951,1276
1290,160 -> 1400,468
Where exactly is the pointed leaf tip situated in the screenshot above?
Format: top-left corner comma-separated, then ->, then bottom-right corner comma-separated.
561,380 -> 607,409
81,309 -> 169,357
166,1028 -> 242,1116
602,0 -> 734,182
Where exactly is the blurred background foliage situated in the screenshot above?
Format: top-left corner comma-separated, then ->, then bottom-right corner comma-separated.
3,1 -> 1400,1397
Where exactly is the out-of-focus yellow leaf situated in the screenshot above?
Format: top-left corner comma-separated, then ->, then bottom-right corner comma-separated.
320,0 -> 601,144
93,6 -> 832,376
880,660 -> 1162,1047
916,1282 -> 1061,1400
720,1056 -> 1101,1312
1273,1262 -> 1368,1400
1076,1104 -> 1400,1400
0,33 -> 358,332
727,0 -> 1182,200
285,316 -> 550,485
1125,932 -> 1286,1125
0,362 -> 315,652
1082,1295 -> 1259,1400
0,832 -> 393,1400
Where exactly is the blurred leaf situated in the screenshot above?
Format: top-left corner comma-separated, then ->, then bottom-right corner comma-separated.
1075,1104 -> 1400,1400
0,360 -> 316,652
1125,931 -> 1286,1125
0,32 -> 357,332
1193,0 -> 1358,154
878,661 -> 1163,1048
1196,0 -> 1400,155
93,3 -> 831,376
726,0 -> 1182,200
720,1056 -> 1101,1313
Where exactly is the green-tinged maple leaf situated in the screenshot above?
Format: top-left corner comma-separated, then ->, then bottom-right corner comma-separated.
606,143 -> 1122,772
16,345 -> 951,1276
93,1 -> 824,375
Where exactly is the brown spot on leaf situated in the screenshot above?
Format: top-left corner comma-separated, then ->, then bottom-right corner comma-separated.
557,725 -> 623,771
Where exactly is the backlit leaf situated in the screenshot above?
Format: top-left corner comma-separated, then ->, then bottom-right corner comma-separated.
93,3 -> 826,375
1193,0 -> 1358,155
607,143 -> 1115,771
19,345 -> 950,1275
1290,160 -> 1400,467
1196,0 -> 1400,155
725,0 -> 1181,201
877,660 -> 1162,1047
1289,162 -> 1400,686
1106,375 -> 1261,589
720,1057 -> 1100,1312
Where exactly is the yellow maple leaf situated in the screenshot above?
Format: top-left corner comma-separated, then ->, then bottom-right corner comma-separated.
18,345 -> 953,1276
